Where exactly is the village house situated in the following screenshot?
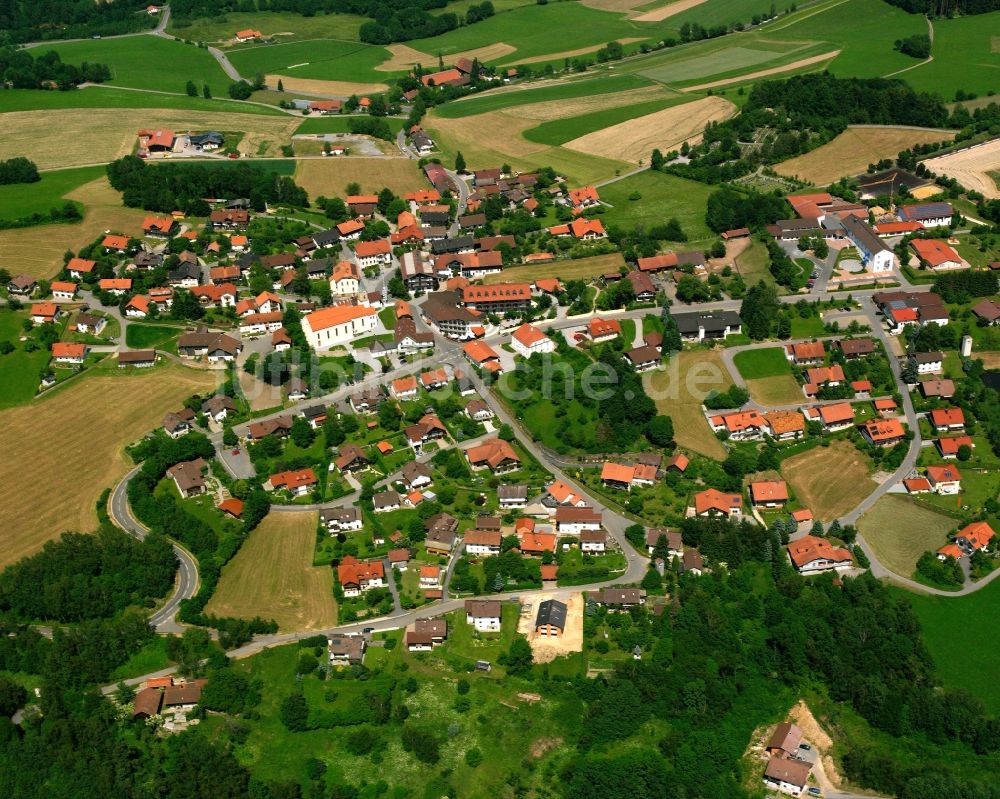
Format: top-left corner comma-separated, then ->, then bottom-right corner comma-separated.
266,468 -> 318,497
373,490 -> 403,513
177,329 -> 243,362
544,480 -> 588,509
465,599 -> 502,632
50,281 -> 77,300
167,458 -> 207,498
579,528 -> 608,553
930,407 -> 965,433
67,258 -> 97,280
913,351 -> 944,375
320,506 -> 363,533
710,409 -> 768,441
464,528 -> 502,556
466,398 -> 494,422
935,434 -> 973,458
860,417 -> 906,447
672,309 -> 742,342
926,464 -> 962,494
406,618 -> 448,651
535,599 -> 567,637
355,239 -> 392,268
337,556 -> 385,597
328,634 -> 366,666
804,402 -> 855,433
162,409 -> 194,438
763,410 -> 805,440
464,340 -> 503,374
645,527 -> 684,559
419,564 -> 441,589
749,480 -> 789,509
405,414 -> 448,452
911,238 -> 964,271
763,756 -> 811,797
246,415 -> 293,441
835,337 -> 876,358
511,323 -> 555,357
301,305 -> 377,350
400,460 -> 433,491
956,521 -> 995,554
693,488 -> 742,518
555,506 -> 602,535
786,340 -> 826,364
625,344 -> 660,372
971,299 -> 1000,326
51,342 -> 87,365
586,588 -> 645,610
498,484 -> 528,510
787,535 -> 853,575
425,513 -> 458,555
588,317 -> 621,342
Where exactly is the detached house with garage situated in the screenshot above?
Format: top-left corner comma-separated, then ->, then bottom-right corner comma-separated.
337,556 -> 385,597
465,599 -> 502,632
787,535 -> 853,575
555,506 -> 602,535
693,489 -> 742,518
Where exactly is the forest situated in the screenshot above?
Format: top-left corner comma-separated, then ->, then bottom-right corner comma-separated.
0,46 -> 111,89
0,0 -> 155,42
106,157 -> 310,215
881,0 -> 999,13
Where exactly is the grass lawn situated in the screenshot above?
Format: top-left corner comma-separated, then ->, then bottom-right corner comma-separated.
781,439 -> 876,522
733,238 -> 777,289
644,349 -> 732,459
108,636 -> 173,681
790,315 -> 828,338
733,347 -> 791,379
483,252 -> 625,284
744,374 -> 804,406
902,576 -> 1000,714
206,511 -> 337,631
0,87 -> 286,115
915,468 -> 1000,519
295,115 -> 406,135
859,494 -> 957,580
125,323 -> 182,350
0,165 -> 104,223
46,36 -> 232,96
599,170 -> 715,242
228,39 -> 392,84
0,310 -> 53,409
169,10 -> 370,44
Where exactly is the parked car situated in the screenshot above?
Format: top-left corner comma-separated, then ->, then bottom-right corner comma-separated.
807,788 -> 822,797
799,743 -> 812,751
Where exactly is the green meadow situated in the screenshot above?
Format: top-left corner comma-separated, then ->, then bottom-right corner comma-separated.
0,87 -> 285,115
295,115 -> 406,135
598,170 -> 715,241
0,165 -> 104,222
46,36 -> 232,96
524,92 -> 690,145
169,10 -> 370,44
228,39 -> 393,83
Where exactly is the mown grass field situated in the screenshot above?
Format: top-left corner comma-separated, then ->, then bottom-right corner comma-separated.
0,310 -> 52,409
125,323 -> 183,350
483,252 -> 625,284
859,494 -> 956,580
169,10 -> 370,44
895,12 -> 1000,99
645,349 -> 732,459
294,157 -> 424,197
781,440 -> 876,521
902,577 -> 1000,713
295,115 -> 406,135
0,165 -> 104,223
206,511 -> 338,631
776,126 -> 956,185
227,39 -> 392,84
599,170 -> 715,241
0,87 -> 285,115
46,36 -> 232,96
0,363 -> 216,569
744,375 -> 803,405
733,347 -> 791,379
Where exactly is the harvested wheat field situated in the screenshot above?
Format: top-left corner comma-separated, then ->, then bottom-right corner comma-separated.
206,511 -> 337,631
633,0 -> 708,22
682,50 -> 840,92
0,364 -> 216,569
264,74 -> 389,96
563,95 -> 735,164
776,125 -> 957,185
377,42 -> 516,72
295,157 -> 424,197
0,177 -> 148,279
782,440 -> 876,522
0,109 -> 299,170
924,138 -> 1000,199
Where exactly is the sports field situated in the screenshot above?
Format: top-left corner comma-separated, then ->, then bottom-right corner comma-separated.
46,36 -> 232,96
483,252 -> 626,284
599,170 -> 715,241
0,109 -> 298,171
859,494 -> 956,581
294,157 -> 424,198
206,511 -> 338,631
0,177 -> 148,279
776,126 -> 956,185
0,364 -> 216,569
0,165 -> 104,223
781,440 -> 876,522
645,349 -> 732,459
903,577 -> 1000,714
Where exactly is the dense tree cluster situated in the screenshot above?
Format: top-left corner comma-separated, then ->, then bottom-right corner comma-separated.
106,156 -> 309,215
705,188 -> 790,233
0,157 -> 39,185
0,527 -> 176,622
895,33 -> 931,58
0,1 -> 155,43
882,0 -> 999,14
932,270 -> 998,303
0,46 -> 111,88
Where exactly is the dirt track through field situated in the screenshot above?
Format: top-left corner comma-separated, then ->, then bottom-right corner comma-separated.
376,43 -> 516,72
923,138 -> 1000,199
0,109 -> 299,170
562,95 -> 735,163
0,177 -> 149,279
266,74 -> 389,96
206,511 -> 338,631
682,50 -> 840,91
0,365 -> 216,569
633,0 -> 708,22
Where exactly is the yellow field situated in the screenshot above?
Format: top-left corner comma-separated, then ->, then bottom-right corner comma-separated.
745,374 -> 804,406
294,157 -> 425,197
782,440 -> 876,522
776,125 -> 957,185
645,349 -> 733,459
562,96 -> 736,164
633,0 -> 708,22
0,109 -> 299,170
0,177 -> 148,279
206,511 -> 338,631
858,494 -> 955,578
483,252 -> 625,284
377,42 -> 516,72
0,363 -> 217,569
264,75 -> 389,96
923,138 -> 1000,200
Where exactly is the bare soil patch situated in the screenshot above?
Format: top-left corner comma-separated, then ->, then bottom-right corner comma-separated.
776,125 -> 957,185
563,95 -> 735,164
207,511 -> 337,631
266,74 -> 389,96
0,109 -> 298,170
633,0 -> 708,22
682,50 -> 840,92
376,43 -> 516,72
530,736 -> 563,758
782,439 -> 876,521
0,364 -> 216,569
0,177 -> 148,279
517,592 -> 583,663
923,138 -> 1000,199
294,157 -> 424,197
